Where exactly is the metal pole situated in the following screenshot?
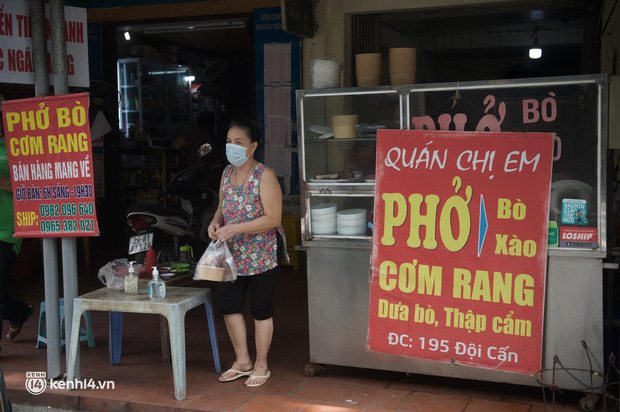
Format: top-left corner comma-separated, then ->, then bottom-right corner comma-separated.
50,0 -> 69,94
42,239 -> 61,379
49,0 -> 80,377
30,0 -> 49,95
61,237 -> 79,377
30,0 -> 63,380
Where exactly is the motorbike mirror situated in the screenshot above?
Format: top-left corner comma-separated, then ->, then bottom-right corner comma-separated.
198,143 -> 212,157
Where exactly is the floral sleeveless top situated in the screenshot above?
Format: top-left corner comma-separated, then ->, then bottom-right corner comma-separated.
222,163 -> 288,276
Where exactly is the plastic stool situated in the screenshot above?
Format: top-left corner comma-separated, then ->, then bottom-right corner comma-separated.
36,298 -> 96,349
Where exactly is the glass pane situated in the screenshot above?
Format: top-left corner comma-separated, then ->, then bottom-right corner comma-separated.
302,92 -> 400,182
308,196 -> 375,237
407,80 -> 602,248
118,58 -> 192,143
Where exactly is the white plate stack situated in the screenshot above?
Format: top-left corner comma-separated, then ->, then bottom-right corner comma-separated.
311,203 -> 337,235
337,208 -> 368,236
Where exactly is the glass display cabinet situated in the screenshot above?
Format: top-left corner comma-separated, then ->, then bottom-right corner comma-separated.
117,58 -> 192,143
296,75 -> 609,391
297,89 -> 402,242
298,76 -> 608,254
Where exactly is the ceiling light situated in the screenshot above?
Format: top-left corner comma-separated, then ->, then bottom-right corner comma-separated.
529,37 -> 542,59
124,31 -> 130,41
142,19 -> 246,34
529,28 -> 542,60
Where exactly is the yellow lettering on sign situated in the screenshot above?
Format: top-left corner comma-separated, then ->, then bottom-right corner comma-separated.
379,259 -> 442,296
47,132 -> 88,154
9,135 -> 43,156
452,268 -> 534,306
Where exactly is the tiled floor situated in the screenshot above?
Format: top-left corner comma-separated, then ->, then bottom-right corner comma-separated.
0,245 -> 606,411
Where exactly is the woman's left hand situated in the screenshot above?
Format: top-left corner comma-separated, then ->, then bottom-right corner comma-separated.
215,224 -> 239,242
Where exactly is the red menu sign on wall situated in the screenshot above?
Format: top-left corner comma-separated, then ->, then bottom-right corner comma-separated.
2,93 -> 99,237
368,130 -> 553,374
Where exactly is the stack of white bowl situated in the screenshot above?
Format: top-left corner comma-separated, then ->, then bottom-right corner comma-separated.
337,209 -> 368,235
311,203 -> 337,235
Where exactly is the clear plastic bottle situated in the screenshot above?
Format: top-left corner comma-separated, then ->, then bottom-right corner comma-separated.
124,261 -> 138,295
148,266 -> 166,300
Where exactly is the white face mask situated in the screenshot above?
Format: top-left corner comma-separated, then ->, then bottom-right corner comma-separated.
226,143 -> 250,167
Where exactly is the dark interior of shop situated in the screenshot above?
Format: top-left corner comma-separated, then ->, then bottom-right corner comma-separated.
379,1 -> 587,81
113,1 -> 589,96
114,16 -> 253,135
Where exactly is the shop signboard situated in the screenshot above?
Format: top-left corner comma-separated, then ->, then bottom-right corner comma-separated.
2,93 -> 99,237
368,130 -> 553,374
0,1 -> 89,87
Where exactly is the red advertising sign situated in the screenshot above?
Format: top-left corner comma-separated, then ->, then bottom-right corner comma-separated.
559,227 -> 598,248
2,93 -> 99,237
368,130 -> 553,374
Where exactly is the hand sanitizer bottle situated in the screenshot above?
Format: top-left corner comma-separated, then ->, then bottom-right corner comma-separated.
125,261 -> 138,294
148,266 -> 166,300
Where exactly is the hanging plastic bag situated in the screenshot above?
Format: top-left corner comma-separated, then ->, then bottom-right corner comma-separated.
194,240 -> 238,282
310,56 -> 342,89
98,258 -> 143,290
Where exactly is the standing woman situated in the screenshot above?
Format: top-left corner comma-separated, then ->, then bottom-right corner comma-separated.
208,119 -> 287,387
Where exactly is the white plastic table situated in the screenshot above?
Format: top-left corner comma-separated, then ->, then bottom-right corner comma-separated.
66,286 -> 220,400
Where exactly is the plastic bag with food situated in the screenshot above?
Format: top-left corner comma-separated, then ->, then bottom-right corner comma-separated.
98,259 -> 144,290
194,240 -> 238,282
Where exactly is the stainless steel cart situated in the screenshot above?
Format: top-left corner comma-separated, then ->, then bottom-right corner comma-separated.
297,75 -> 609,393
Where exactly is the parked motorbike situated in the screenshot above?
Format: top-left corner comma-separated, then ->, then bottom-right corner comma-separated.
126,143 -> 224,264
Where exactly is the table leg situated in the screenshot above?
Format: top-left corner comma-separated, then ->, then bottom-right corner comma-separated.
66,303 -> 84,385
160,315 -> 171,365
110,312 -> 123,365
166,310 -> 187,401
204,301 -> 221,373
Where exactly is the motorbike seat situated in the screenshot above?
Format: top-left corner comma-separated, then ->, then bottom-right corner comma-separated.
128,205 -> 190,220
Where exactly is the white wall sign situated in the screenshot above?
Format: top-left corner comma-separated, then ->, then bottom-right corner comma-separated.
0,1 -> 89,87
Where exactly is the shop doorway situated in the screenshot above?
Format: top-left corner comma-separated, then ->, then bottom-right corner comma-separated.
100,17 -> 255,238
